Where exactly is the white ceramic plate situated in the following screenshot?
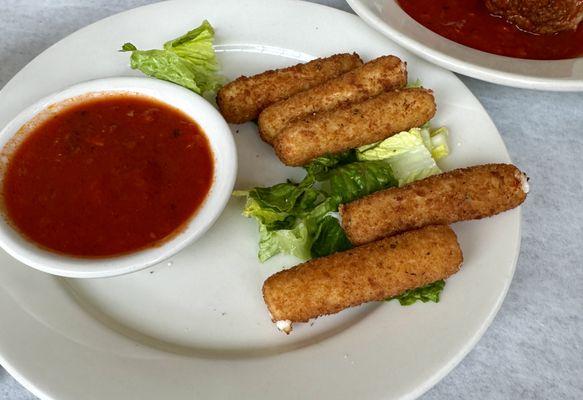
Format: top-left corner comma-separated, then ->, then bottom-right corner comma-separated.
347,0 -> 583,91
0,1 -> 521,399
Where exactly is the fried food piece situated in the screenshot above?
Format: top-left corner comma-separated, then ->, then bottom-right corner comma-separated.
258,55 -> 407,143
216,53 -> 363,123
340,164 -> 529,246
263,225 -> 463,333
485,0 -> 583,34
273,88 -> 436,166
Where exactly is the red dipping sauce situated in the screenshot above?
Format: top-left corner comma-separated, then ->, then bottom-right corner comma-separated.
396,0 -> 583,60
1,94 -> 214,257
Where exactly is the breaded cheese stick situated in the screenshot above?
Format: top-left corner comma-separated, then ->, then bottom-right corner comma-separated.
273,88 -> 436,166
258,55 -> 407,143
216,53 -> 363,123
263,225 -> 463,333
341,164 -> 529,246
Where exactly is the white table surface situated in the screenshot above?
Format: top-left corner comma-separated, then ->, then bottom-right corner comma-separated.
0,1 -> 582,399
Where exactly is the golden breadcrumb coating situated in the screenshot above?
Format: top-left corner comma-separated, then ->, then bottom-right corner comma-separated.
258,55 -> 407,143
273,88 -> 436,166
262,225 -> 463,331
341,163 -> 528,246
216,53 -> 363,123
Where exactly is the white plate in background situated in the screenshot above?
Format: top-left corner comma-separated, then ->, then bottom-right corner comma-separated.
348,0 -> 583,91
0,1 -> 521,399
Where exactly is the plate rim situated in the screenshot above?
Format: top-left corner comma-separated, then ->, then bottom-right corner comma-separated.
346,0 -> 583,92
0,1 -> 521,399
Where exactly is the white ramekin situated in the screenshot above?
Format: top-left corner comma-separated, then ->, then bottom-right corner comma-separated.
0,77 -> 237,278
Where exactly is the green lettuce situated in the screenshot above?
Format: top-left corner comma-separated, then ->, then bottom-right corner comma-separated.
237,157 -> 397,262
304,151 -> 358,181
406,78 -> 423,88
325,160 -> 398,204
238,122 -> 450,305
120,20 -> 222,97
310,216 -> 352,258
429,127 -> 449,160
356,126 -> 449,186
258,221 -> 310,262
238,124 -> 450,262
387,280 -> 446,305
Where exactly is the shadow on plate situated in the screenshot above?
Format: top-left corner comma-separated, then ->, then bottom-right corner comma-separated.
59,278 -> 379,360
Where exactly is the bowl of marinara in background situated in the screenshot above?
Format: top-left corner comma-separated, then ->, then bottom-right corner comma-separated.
0,77 -> 237,278
347,0 -> 583,91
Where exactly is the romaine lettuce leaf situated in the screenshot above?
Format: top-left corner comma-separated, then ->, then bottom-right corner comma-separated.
124,49 -> 204,92
248,182 -> 309,214
237,179 -> 327,261
239,196 -> 290,229
120,20 -> 222,96
356,126 -> 449,186
304,151 -> 357,181
406,78 -> 423,88
387,280 -> 446,305
310,216 -> 352,258
236,158 -> 396,261
304,152 -> 398,204
258,221 -> 311,262
429,127 -> 449,160
326,160 -> 397,204
256,202 -> 351,262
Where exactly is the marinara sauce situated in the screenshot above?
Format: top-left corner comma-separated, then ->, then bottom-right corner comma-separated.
396,0 -> 583,60
1,94 -> 214,257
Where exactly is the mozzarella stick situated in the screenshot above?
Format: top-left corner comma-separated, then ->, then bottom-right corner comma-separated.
263,225 -> 463,333
273,88 -> 436,166
341,164 -> 529,246
216,53 -> 363,123
258,55 -> 407,143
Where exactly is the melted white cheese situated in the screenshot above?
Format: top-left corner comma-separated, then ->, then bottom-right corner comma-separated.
275,320 -> 292,334
517,171 -> 529,194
